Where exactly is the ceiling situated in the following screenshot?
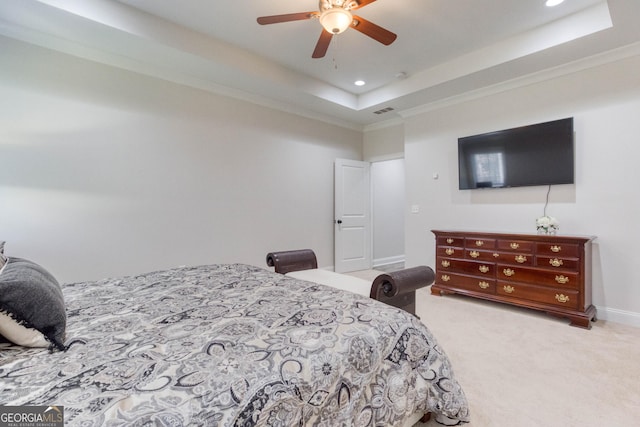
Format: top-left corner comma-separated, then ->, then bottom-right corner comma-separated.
1,0 -> 639,128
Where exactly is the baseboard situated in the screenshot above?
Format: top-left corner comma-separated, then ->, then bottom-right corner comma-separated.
596,306 -> 640,328
373,255 -> 405,268
326,256 -> 405,273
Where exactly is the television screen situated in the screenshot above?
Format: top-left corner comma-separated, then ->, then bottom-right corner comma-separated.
458,117 -> 574,189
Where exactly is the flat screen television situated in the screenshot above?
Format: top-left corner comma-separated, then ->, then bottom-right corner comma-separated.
458,117 -> 574,189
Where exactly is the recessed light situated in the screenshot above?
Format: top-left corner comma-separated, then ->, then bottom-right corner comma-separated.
546,0 -> 564,7
354,80 -> 366,86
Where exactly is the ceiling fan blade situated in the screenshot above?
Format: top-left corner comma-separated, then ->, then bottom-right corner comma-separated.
350,0 -> 377,10
351,15 -> 397,45
312,30 -> 333,58
257,12 -> 318,25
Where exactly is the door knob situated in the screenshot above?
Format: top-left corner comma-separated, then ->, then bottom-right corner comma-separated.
336,219 -> 342,224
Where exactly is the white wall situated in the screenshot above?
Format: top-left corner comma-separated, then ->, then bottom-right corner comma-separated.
371,159 -> 405,266
404,52 -> 640,325
0,37 -> 362,283
364,122 -> 404,161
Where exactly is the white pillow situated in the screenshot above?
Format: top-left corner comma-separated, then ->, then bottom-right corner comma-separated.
0,311 -> 49,347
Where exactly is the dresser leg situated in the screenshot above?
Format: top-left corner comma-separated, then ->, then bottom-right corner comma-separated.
546,310 -> 594,329
568,316 -> 592,329
568,308 -> 597,329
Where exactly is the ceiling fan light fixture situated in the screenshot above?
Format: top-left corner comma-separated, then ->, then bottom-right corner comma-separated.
319,8 -> 353,34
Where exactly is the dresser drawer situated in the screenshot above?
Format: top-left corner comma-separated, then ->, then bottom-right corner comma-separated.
465,249 -> 533,266
440,258 -> 494,276
497,265 -> 579,289
436,271 -> 495,294
536,242 -> 579,257
497,239 -> 534,252
466,237 -> 496,249
496,281 -> 579,310
466,249 -> 500,262
536,255 -> 579,271
437,236 -> 465,247
437,246 -> 465,258
496,252 -> 534,266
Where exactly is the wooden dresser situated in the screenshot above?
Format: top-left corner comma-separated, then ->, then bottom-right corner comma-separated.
431,230 -> 596,328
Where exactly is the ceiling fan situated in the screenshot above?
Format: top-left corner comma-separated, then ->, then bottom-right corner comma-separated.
257,0 -> 397,58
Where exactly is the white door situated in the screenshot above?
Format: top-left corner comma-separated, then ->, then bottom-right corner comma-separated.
334,159 -> 371,273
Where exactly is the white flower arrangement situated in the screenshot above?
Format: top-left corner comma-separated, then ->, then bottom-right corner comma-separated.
536,215 -> 559,235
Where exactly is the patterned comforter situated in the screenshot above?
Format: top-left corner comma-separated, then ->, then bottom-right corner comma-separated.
0,263 -> 469,426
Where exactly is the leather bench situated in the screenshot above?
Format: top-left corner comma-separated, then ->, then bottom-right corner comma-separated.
266,249 -> 434,317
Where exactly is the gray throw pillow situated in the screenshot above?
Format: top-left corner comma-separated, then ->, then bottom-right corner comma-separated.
0,257 -> 66,351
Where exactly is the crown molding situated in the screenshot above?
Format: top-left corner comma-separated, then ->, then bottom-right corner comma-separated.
398,40 -> 640,119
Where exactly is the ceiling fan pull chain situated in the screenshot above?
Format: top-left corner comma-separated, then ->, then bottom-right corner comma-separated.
333,35 -> 339,69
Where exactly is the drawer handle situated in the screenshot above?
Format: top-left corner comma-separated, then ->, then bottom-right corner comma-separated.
510,242 -> 519,249
479,265 -> 489,273
442,274 -> 451,282
475,240 -> 484,247
551,245 -> 562,253
447,238 -> 454,244
549,258 -> 564,267
478,281 -> 490,289
441,260 -> 450,268
445,248 -> 455,255
493,253 -> 500,258
470,250 -> 480,258
503,268 -> 515,277
515,255 -> 527,263
555,275 -> 570,284
503,285 -> 515,294
555,294 -> 570,303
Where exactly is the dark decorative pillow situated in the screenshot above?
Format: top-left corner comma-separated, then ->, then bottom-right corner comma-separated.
0,257 -> 66,350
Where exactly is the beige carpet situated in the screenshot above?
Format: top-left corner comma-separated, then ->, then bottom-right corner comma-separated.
348,269 -> 640,427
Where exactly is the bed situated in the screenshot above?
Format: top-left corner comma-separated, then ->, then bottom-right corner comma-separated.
0,255 -> 470,426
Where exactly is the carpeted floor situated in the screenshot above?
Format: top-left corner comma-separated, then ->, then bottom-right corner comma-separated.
348,269 -> 640,427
